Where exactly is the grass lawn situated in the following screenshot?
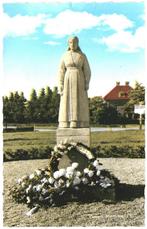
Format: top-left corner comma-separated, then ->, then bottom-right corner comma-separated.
3,129 -> 145,152
3,130 -> 145,151
3,131 -> 56,151
3,158 -> 144,227
91,129 -> 144,147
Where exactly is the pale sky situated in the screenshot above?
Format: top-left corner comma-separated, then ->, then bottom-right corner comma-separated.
1,0 -> 145,99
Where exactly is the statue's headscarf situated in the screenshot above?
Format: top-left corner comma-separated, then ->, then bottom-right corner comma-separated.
67,36 -> 82,52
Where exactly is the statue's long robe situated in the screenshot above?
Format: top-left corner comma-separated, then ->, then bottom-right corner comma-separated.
58,50 -> 91,127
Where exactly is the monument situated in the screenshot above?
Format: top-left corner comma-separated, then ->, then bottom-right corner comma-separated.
56,36 -> 91,146
11,36 -> 118,214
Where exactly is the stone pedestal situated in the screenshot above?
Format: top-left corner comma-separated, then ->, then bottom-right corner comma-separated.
56,128 -> 90,147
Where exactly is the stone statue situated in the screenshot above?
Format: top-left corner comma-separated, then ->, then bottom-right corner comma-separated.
58,36 -> 91,128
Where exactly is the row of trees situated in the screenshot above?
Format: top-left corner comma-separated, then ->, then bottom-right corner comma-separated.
3,87 -> 60,124
3,82 -> 145,125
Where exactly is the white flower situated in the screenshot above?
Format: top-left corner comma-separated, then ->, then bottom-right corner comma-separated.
88,170 -> 94,177
96,170 -> 101,176
75,171 -> 81,177
26,196 -> 31,204
73,177 -> 81,185
107,183 -> 111,187
58,143 -> 66,149
63,139 -> 68,144
48,177 -> 55,184
26,206 -> 39,216
66,180 -> 71,188
26,187 -> 30,194
84,168 -> 89,174
51,151 -> 54,156
28,184 -> 32,189
65,171 -> 74,179
54,181 -> 60,188
35,169 -> 42,176
17,178 -> 22,184
72,162 -> 79,169
93,160 -> 99,167
71,142 -> 77,146
41,177 -> 48,184
29,173 -> 35,180
54,145 -> 58,152
59,151 -> 64,156
100,183 -> 111,188
106,183 -> 111,187
53,171 -> 60,179
82,177 -> 88,184
22,175 -> 29,181
26,184 -> 32,193
66,166 -> 74,173
90,181 -> 95,186
42,188 -> 48,195
21,182 -> 26,188
36,184 -> 42,192
59,168 -> 66,177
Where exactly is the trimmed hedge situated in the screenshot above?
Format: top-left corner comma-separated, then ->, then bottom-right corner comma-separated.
4,146 -> 52,162
92,145 -> 145,158
3,144 -> 145,162
3,127 -> 34,133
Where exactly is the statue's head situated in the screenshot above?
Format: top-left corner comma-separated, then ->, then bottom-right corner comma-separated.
67,36 -> 81,52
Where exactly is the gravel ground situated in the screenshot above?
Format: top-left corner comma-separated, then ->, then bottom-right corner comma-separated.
3,158 -> 145,227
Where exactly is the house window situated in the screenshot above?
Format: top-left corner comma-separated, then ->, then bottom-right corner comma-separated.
118,91 -> 127,98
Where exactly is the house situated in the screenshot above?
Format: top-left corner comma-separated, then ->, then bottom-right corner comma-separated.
103,81 -> 132,115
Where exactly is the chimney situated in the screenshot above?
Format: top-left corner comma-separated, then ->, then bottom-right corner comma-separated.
116,81 -> 120,86
125,81 -> 129,86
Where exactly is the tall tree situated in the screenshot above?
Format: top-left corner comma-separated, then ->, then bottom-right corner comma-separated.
89,96 -> 120,124
38,88 -> 47,122
45,86 -> 53,122
50,87 -> 60,122
124,81 -> 145,118
13,91 -> 26,123
27,89 -> 39,123
3,96 -> 11,126
89,96 -> 104,123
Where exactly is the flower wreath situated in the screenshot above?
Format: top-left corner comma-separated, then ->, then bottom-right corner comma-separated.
10,142 -> 119,216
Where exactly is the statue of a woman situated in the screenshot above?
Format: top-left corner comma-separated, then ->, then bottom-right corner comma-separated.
58,36 -> 91,128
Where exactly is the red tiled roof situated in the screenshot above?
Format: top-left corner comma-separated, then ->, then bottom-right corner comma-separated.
103,85 -> 132,101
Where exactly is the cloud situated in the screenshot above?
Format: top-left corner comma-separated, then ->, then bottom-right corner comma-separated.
44,41 -> 61,46
44,10 -> 99,36
97,13 -> 133,31
2,13 -> 46,37
2,7 -> 144,53
101,26 -> 145,52
43,11 -> 134,36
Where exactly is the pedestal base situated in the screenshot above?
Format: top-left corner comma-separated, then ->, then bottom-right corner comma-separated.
56,128 -> 90,147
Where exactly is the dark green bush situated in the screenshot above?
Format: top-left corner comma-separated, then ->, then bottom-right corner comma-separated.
4,146 -> 52,162
4,144 -> 144,162
92,145 -> 145,158
3,127 -> 34,133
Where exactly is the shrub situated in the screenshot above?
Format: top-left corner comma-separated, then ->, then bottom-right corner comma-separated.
92,145 -> 145,158
4,146 -> 52,162
3,127 -> 34,132
3,144 -> 145,162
